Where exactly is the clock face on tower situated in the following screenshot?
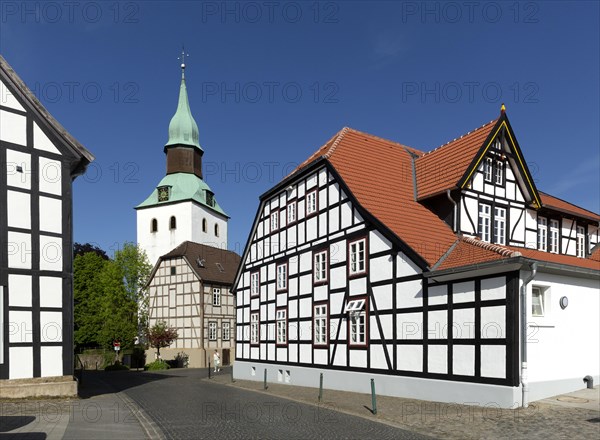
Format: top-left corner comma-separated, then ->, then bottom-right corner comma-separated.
157,186 -> 170,202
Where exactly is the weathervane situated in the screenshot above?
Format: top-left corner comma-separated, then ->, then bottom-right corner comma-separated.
178,46 -> 189,77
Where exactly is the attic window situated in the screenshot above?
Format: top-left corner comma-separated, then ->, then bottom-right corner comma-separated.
205,190 -> 215,207
216,262 -> 225,272
493,138 -> 502,150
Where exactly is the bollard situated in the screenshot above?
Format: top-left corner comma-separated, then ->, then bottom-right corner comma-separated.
371,378 -> 377,415
208,362 -> 211,379
264,368 -> 268,390
318,373 -> 323,402
231,365 -> 235,383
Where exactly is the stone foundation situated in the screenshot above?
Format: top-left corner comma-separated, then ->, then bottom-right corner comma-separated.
0,376 -> 78,399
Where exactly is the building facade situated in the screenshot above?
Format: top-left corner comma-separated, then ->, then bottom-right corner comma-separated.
232,108 -> 599,408
146,241 -> 239,367
138,59 -> 239,367
0,55 -> 94,395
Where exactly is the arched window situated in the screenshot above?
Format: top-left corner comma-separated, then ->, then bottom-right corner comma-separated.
215,223 -> 219,237
170,216 -> 177,230
151,218 -> 158,233
202,218 -> 207,232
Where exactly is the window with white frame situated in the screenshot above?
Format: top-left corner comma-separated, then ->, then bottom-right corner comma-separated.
208,322 -> 217,341
276,262 -> 287,291
314,304 -> 328,345
306,190 -> 317,216
271,211 -> 279,232
549,219 -> 559,253
287,201 -> 296,224
494,207 -> 506,245
250,272 -> 259,296
250,313 -> 259,344
222,322 -> 230,341
314,250 -> 328,283
276,309 -> 287,345
478,204 -> 491,242
495,160 -> 504,185
347,299 -> 366,346
212,288 -> 221,306
576,226 -> 586,258
531,286 -> 546,317
537,217 -> 547,251
484,157 -> 493,182
349,238 -> 366,275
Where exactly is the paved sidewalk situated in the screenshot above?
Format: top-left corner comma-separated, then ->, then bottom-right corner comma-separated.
0,372 -> 162,440
207,370 -> 600,439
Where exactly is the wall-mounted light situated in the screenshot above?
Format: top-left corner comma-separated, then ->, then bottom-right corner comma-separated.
559,296 -> 569,310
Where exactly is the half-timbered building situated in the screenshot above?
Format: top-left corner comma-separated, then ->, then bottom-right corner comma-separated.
232,107 -> 599,408
0,55 -> 94,397
145,241 -> 239,367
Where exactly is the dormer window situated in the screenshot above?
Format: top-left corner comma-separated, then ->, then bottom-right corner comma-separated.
205,190 -> 215,207
484,157 -> 493,182
495,160 -> 504,185
576,226 -> 586,258
158,186 -> 170,202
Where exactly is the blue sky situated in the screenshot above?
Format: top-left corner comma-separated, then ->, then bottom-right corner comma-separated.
2,1 -> 599,257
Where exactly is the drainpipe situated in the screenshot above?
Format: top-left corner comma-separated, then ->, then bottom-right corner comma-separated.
446,190 -> 457,232
520,262 -> 538,408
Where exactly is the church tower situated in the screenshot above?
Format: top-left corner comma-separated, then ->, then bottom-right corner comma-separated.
136,54 -> 228,266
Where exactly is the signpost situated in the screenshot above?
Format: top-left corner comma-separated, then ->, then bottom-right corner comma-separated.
113,340 -> 121,362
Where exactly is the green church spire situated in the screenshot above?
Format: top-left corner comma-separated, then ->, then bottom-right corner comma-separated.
165,50 -> 202,151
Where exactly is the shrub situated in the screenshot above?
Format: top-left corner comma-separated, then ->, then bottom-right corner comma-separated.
105,361 -> 130,371
144,360 -> 170,371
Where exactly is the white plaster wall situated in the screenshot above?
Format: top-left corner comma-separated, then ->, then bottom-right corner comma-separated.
7,231 -> 32,269
1,79 -> 25,111
0,109 -> 26,145
526,271 -> 600,400
39,196 -> 62,233
8,274 -> 31,307
6,149 -> 31,190
9,347 -> 33,379
40,346 -> 63,377
138,201 -> 228,267
7,190 -> 30,230
33,122 -> 61,154
38,157 -> 62,196
39,276 -> 62,308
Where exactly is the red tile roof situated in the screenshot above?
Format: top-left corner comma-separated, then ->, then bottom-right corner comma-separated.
415,119 -> 497,200
290,121 -> 599,273
539,192 -> 600,221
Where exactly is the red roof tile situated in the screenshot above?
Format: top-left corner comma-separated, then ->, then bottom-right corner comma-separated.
539,192 -> 600,221
438,236 -> 600,272
290,122 -> 599,273
415,119 -> 497,199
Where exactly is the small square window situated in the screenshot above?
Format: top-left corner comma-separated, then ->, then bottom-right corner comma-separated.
170,267 -> 176,275
306,190 -> 318,216
531,287 -> 545,317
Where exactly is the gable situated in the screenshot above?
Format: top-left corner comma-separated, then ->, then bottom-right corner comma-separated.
0,56 -> 94,172
457,115 -> 541,208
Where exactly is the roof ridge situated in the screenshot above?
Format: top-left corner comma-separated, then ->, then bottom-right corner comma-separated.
344,127 -> 422,154
419,118 -> 497,158
462,236 -> 522,258
323,126 -> 350,159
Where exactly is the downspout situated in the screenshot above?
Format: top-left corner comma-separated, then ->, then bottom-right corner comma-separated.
446,190 -> 457,232
520,262 -> 538,408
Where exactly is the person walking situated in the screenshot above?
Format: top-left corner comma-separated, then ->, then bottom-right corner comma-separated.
213,350 -> 221,372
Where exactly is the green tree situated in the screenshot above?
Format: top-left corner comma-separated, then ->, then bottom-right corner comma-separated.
114,243 -> 153,339
74,251 -> 108,349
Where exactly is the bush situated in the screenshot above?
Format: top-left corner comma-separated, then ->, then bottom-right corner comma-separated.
104,361 -> 130,371
144,360 -> 170,371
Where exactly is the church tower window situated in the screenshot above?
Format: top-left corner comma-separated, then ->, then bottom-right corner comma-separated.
151,218 -> 158,233
170,216 -> 177,230
202,218 -> 207,232
215,224 -> 219,237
